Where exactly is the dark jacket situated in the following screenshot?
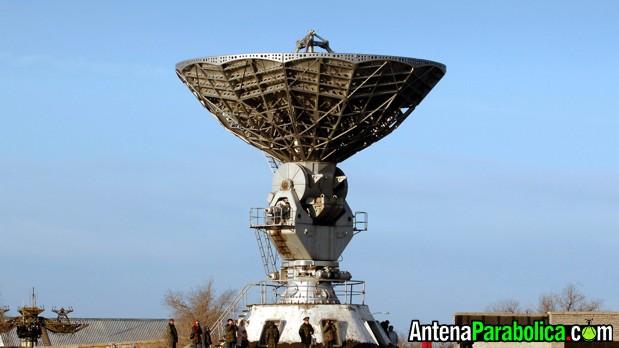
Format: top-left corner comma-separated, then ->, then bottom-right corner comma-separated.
322,322 -> 336,343
167,323 -> 178,344
203,328 -> 212,346
192,325 -> 203,344
266,323 -> 280,348
299,323 -> 314,344
225,323 -> 237,343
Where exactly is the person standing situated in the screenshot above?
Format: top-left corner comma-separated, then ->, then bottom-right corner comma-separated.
236,320 -> 247,348
203,326 -> 212,348
166,319 -> 178,348
265,321 -> 280,348
298,316 -> 314,348
191,321 -> 203,348
322,320 -> 337,348
387,325 -> 398,347
380,320 -> 389,336
225,319 -> 237,348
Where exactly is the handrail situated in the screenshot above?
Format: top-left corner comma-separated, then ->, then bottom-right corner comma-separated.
249,208 -> 295,228
211,279 -> 366,340
210,282 -> 259,342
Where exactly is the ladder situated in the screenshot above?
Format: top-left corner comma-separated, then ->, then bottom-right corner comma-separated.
264,154 -> 280,174
255,229 -> 278,277
259,152 -> 280,276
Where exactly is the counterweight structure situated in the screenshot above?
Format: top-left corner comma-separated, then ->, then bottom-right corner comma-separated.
176,31 -> 445,348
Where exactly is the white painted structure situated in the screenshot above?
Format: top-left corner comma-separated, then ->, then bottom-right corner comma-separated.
245,304 -> 390,347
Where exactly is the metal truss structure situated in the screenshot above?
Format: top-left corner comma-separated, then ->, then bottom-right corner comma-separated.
176,52 -> 445,163
1,290 -> 88,347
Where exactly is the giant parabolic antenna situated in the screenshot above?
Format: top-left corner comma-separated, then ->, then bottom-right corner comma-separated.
176,31 -> 445,347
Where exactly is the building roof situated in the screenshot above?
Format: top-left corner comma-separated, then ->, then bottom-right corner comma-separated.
0,318 -> 167,347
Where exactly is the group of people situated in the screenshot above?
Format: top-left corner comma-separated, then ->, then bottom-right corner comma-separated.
380,320 -> 399,348
166,316 -> 340,348
224,319 -> 249,348
266,316 -> 337,348
166,318 -> 216,348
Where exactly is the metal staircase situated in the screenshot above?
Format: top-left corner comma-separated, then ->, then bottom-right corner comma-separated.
209,282 -> 278,347
250,206 -> 298,276
254,229 -> 278,277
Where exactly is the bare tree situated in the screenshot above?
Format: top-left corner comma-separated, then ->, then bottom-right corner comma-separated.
487,283 -> 603,314
485,299 -> 522,313
536,283 -> 602,312
556,283 -> 602,311
538,292 -> 559,312
163,279 -> 237,346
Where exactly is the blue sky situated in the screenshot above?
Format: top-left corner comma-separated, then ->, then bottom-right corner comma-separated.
1,0 -> 618,334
